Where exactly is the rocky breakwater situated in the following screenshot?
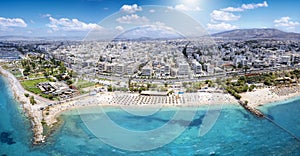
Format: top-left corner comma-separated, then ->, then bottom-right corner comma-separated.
0,66 -> 46,144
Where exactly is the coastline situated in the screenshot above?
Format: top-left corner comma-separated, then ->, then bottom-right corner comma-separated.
43,92 -> 238,126
1,66 -> 300,145
0,66 -> 47,144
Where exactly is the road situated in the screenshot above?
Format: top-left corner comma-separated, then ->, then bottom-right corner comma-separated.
82,66 -> 298,85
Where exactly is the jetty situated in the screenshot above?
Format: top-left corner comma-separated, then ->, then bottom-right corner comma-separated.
238,100 -> 300,142
238,100 -> 264,118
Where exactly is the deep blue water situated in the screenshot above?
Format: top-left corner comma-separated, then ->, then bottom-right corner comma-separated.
0,75 -> 300,155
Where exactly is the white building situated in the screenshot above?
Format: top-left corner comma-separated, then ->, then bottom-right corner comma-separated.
191,60 -> 202,74
233,55 -> 247,67
177,63 -> 189,75
142,66 -> 152,76
115,64 -> 125,74
280,55 -> 290,64
126,65 -> 135,75
98,62 -> 106,71
203,63 -> 213,74
106,63 -> 115,73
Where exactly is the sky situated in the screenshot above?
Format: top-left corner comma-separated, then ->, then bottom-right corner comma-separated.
0,0 -> 299,38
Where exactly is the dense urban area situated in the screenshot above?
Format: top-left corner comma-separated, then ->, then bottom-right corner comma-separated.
1,37 -> 300,102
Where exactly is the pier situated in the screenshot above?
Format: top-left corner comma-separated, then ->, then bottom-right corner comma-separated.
238,100 -> 264,118
238,100 -> 300,142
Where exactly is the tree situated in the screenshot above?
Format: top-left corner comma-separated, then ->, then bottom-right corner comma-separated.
244,66 -> 250,74
43,68 -> 50,77
68,70 -> 73,77
164,82 -> 168,88
215,78 -> 222,85
208,82 -> 215,87
237,63 -> 243,69
239,76 -> 246,81
205,80 -> 212,84
107,85 -> 113,92
146,83 -> 151,89
23,65 -> 31,76
242,84 -> 249,92
59,62 -> 66,74
66,80 -> 73,85
168,90 -> 174,95
234,93 -> 241,100
30,96 -> 36,105
55,74 -> 63,81
249,84 -> 255,92
264,78 -> 272,86
31,62 -> 36,69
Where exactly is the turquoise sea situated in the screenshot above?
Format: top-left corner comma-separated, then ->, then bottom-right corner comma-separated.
0,75 -> 300,155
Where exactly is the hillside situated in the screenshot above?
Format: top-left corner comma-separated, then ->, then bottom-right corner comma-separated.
212,28 -> 300,39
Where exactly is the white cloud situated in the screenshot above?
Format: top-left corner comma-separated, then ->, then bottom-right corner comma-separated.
149,9 -> 155,13
207,22 -> 238,31
242,1 -> 268,10
221,1 -> 268,12
120,4 -> 142,13
152,21 -> 175,32
168,4 -> 201,12
42,13 -> 52,18
0,17 -> 27,27
115,26 -> 124,31
116,14 -> 149,24
221,7 -> 243,12
210,10 -> 240,22
47,17 -> 101,31
274,17 -> 300,27
47,30 -> 53,34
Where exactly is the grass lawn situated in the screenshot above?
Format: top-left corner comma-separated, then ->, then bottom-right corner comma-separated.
28,73 -> 44,78
9,69 -> 22,78
74,79 -> 95,89
1,64 -> 9,69
21,78 -> 50,95
95,77 -> 112,81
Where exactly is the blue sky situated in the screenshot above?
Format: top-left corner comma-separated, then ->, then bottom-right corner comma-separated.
0,0 -> 299,37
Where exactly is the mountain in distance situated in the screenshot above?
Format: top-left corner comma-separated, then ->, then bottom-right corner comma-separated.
0,35 -> 83,41
1,28 -> 300,41
114,26 -> 183,40
212,28 -> 300,39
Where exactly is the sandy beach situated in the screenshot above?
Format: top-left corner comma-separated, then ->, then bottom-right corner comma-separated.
43,91 -> 237,125
240,86 -> 300,107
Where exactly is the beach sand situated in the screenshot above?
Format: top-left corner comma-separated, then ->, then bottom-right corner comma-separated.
43,92 -> 238,126
240,86 -> 300,107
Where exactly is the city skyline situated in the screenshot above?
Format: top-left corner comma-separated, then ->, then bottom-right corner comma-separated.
0,0 -> 299,37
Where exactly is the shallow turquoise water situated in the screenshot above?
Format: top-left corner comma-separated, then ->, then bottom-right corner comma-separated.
0,75 -> 300,155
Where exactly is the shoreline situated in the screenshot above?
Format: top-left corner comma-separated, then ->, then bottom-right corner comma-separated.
43,92 -> 238,126
1,66 -> 300,145
0,66 -> 47,144
240,86 -> 300,108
